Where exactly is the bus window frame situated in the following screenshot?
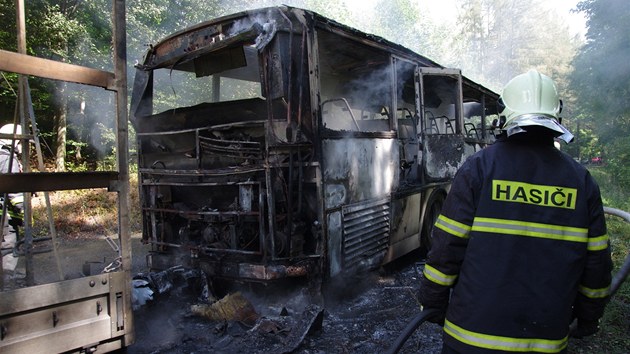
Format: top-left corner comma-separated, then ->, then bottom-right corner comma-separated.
417,68 -> 463,138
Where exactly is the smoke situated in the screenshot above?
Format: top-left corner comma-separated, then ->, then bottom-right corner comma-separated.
229,10 -> 275,35
340,65 -> 393,113
322,271 -> 382,307
62,81 -> 117,166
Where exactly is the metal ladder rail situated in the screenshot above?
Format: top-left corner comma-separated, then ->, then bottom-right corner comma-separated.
22,80 -> 63,281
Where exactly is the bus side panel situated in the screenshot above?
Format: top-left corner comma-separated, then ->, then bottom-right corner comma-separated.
321,138 -> 397,277
384,193 -> 421,263
326,211 -> 343,277
321,138 -> 397,206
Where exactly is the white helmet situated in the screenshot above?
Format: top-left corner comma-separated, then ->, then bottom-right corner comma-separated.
0,124 -> 23,154
498,70 -> 573,143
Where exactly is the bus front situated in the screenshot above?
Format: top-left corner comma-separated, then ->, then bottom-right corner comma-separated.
129,8 -> 320,284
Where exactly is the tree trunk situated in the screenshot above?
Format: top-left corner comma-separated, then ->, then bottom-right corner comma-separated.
55,82 -> 67,172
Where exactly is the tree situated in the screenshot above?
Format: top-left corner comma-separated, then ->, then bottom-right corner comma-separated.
370,0 -> 448,60
571,0 -> 630,186
2,0 -> 234,171
305,0 -> 352,25
452,0 -> 578,91
41,5 -> 83,171
0,1 -> 91,170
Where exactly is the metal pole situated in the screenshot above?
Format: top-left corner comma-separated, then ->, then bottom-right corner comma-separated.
112,0 -> 134,345
23,82 -> 64,281
15,0 -> 35,286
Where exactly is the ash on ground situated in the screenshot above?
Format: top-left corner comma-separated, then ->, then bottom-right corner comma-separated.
128,253 -> 443,353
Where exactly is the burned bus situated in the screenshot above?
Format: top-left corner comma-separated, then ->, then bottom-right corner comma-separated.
130,6 -> 499,285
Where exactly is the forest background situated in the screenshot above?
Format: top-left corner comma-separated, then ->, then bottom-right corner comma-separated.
0,0 -> 628,181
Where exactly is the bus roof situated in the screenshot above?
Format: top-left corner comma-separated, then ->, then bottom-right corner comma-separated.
137,6 -> 497,100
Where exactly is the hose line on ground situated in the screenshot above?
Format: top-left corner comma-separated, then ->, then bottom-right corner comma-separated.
386,308 -> 441,354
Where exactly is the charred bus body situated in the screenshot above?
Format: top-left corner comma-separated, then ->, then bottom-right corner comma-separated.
130,6 -> 499,284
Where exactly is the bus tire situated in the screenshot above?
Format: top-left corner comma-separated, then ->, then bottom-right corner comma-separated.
420,191 -> 445,256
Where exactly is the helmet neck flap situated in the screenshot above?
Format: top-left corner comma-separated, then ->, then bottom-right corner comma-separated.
504,114 -> 574,143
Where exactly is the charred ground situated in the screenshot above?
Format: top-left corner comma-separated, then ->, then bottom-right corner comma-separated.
126,249 -> 623,354
128,251 -> 444,354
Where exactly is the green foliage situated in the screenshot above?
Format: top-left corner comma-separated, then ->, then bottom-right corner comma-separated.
304,0 -> 352,22
0,0 -> 17,51
589,167 -> 629,210
0,1 -> 54,125
95,121 -> 116,170
126,0 -> 225,63
607,217 -> 630,299
65,160 -> 90,172
561,115 -> 601,161
601,136 -> 630,189
38,4 -> 87,60
369,0 -> 448,60
0,72 -> 18,112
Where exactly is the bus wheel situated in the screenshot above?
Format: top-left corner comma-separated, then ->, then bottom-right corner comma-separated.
420,192 -> 445,257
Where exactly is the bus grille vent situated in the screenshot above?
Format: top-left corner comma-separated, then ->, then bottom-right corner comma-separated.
342,198 -> 390,270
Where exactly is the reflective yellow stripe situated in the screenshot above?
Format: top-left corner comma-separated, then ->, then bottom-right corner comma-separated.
444,319 -> 568,353
435,214 -> 471,239
423,264 -> 458,287
587,234 -> 609,251
472,217 -> 588,243
578,285 -> 610,299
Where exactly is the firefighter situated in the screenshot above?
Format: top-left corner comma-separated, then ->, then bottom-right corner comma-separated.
418,70 -> 612,354
0,124 -> 24,233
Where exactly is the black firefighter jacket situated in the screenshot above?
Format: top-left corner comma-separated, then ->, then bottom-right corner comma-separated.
419,135 -> 612,354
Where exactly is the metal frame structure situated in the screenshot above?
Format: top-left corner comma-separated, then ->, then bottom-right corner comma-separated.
0,1 -> 133,352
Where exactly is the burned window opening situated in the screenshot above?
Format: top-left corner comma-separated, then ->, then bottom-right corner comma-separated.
318,30 -> 393,133
422,75 -> 460,136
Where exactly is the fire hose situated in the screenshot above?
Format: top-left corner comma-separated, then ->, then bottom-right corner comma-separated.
604,207 -> 630,296
386,206 -> 630,354
386,308 -> 441,354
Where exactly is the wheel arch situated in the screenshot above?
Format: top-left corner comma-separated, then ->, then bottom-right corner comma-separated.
419,187 -> 448,255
